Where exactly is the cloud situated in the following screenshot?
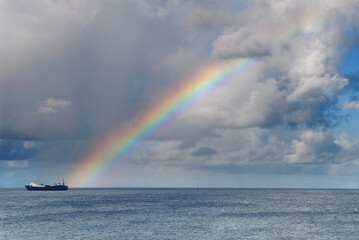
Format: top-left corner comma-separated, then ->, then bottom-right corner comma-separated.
0,0 -> 197,140
0,140 -> 37,160
2,0 -> 359,186
2,0 -> 357,141
287,74 -> 348,102
38,98 -> 71,114
343,100 -> 359,110
173,1 -> 232,32
334,132 -> 354,150
285,129 -> 339,164
192,147 -> 217,157
0,160 -> 29,168
212,28 -> 272,59
126,125 -> 359,178
24,141 -> 36,149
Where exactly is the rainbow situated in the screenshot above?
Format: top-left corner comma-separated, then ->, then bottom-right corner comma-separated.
68,9 -> 330,187
68,58 -> 256,187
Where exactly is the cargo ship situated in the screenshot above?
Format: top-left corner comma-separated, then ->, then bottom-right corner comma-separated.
25,179 -> 68,191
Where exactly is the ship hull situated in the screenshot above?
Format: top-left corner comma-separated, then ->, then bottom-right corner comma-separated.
25,185 -> 68,191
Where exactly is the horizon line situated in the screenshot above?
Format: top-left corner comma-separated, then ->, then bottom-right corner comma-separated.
2,186 -> 359,190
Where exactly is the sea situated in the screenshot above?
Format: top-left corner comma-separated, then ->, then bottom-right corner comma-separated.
1,188 -> 359,239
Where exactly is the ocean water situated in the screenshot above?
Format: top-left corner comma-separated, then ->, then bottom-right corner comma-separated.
1,188 -> 359,239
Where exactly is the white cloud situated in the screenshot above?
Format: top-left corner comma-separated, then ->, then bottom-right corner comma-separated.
287,74 -> 348,102
38,97 -> 71,114
343,101 -> 359,110
285,129 -> 339,164
334,132 -> 353,150
286,35 -> 349,102
24,141 -> 36,149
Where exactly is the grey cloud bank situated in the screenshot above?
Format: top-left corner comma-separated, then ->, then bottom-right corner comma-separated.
1,0 -> 359,187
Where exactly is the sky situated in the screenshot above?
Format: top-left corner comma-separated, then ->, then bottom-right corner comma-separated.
1,0 -> 359,188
